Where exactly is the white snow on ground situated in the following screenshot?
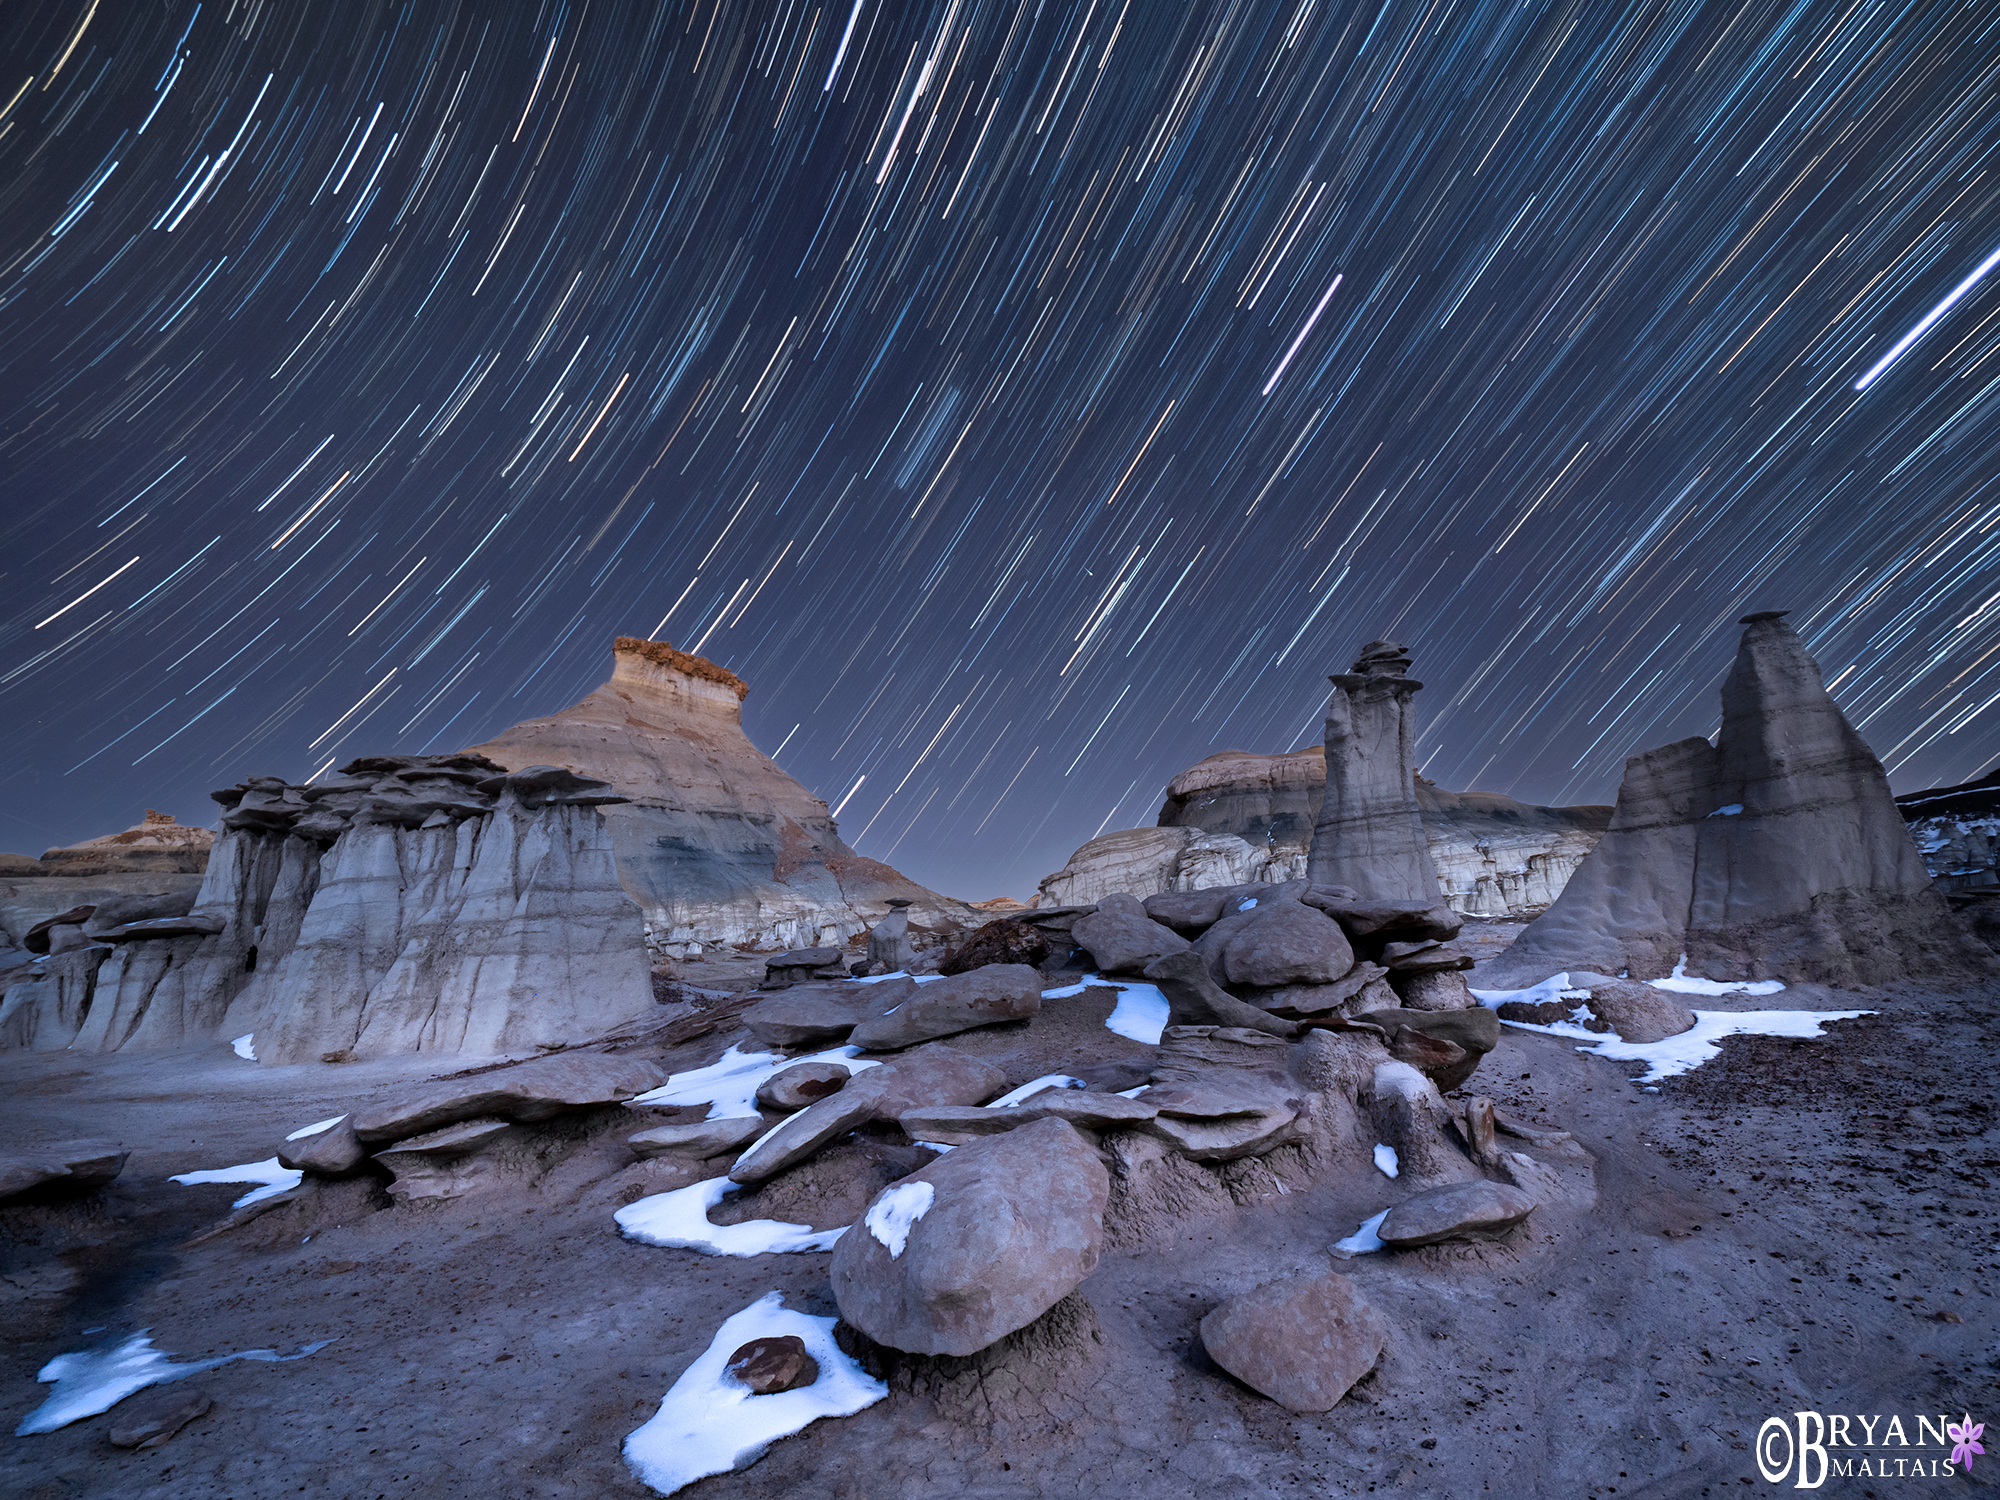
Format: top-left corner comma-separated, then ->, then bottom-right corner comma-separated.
630,1045 -> 881,1119
615,1176 -> 847,1256
1707,803 -> 1744,817
169,1157 -> 302,1208
284,1115 -> 346,1142
1469,973 -> 1572,1011
1237,898 -> 1258,910
1647,955 -> 1786,996
15,1332 -> 331,1435
623,1291 -> 886,1497
1333,1209 -> 1389,1256
1041,974 -> 1171,1045
986,1073 -> 1084,1107
863,1182 -> 934,1257
230,1033 -> 255,1060
1372,1144 -> 1400,1179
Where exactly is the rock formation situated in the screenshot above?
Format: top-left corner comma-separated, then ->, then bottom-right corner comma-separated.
1482,613 -> 1998,987
464,637 -> 974,957
34,810 -> 214,876
1037,752 -> 1608,916
1307,640 -> 1440,901
0,755 -> 656,1063
1897,763 -> 1999,892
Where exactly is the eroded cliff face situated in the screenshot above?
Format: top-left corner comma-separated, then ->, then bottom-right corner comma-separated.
1072,746 -> 1608,916
464,638 -> 970,953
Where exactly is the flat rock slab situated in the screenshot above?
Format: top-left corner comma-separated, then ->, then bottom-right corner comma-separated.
1140,1080 -> 1302,1161
628,1115 -> 769,1160
741,978 -> 913,1049
730,1045 -> 1006,1184
1200,1272 -> 1389,1412
1356,1006 -> 1497,1090
832,1116 -> 1109,1355
900,1089 -> 1159,1145
108,1388 -> 214,1449
0,1142 -> 128,1202
277,1118 -> 368,1176
1141,952 -> 1299,1038
1301,893 -> 1462,942
847,964 -> 1041,1051
351,1053 -> 666,1144
1376,1179 -> 1537,1247
756,1061 -> 851,1110
374,1118 -> 521,1201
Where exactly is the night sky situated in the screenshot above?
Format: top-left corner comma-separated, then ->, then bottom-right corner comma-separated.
3,0 -> 1998,900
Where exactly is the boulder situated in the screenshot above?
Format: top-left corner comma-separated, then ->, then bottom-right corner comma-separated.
729,1045 -> 1006,1183
1144,884 -> 1273,935
78,890 -> 199,935
760,948 -> 847,988
1199,1272 -> 1389,1411
1308,640 -> 1443,901
23,906 -> 95,955
755,1061 -> 852,1110
831,1116 -> 1109,1355
1564,973 -> 1695,1042
1300,891 -> 1462,943
1140,952 -> 1298,1038
938,918 -> 1051,975
350,1053 -> 666,1144
1259,961 -> 1389,1017
277,1118 -> 368,1176
846,964 -> 1040,1051
741,978 -> 911,1049
1071,893 -> 1190,975
0,1142 -> 128,1202
1381,940 -> 1473,973
1390,970 -> 1474,1011
628,1115 -> 769,1161
1375,1179 -> 1537,1247
1387,1026 -> 1468,1082
1193,893 -> 1353,988
373,1118 -> 521,1200
724,1336 -> 818,1394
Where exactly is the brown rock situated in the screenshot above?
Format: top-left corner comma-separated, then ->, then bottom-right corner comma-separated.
1140,1079 -> 1302,1161
107,1388 -> 214,1449
1140,952 -> 1298,1038
741,978 -> 911,1049
277,1118 -> 368,1176
1200,1273 -> 1388,1411
938,919 -> 1051,975
1149,1024 -> 1292,1083
1376,1179 -> 1536,1247
1071,893 -> 1190,975
1355,1006 -> 1498,1091
724,1335 -> 818,1394
627,1115 -> 768,1160
1387,1026 -> 1468,1080
846,964 -> 1041,1051
350,1053 -> 667,1144
755,1061 -> 851,1110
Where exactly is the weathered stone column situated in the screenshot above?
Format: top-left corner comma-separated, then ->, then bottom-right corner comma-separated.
1307,640 -> 1441,901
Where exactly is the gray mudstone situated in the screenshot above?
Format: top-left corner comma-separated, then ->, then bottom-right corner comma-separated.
741,978 -> 912,1049
846,964 -> 1041,1051
756,1061 -> 852,1110
865,904 -> 917,974
0,1142 -> 128,1202
900,1089 -> 1159,1145
627,1115 -> 768,1161
729,1044 -> 1007,1183
1149,1024 -> 1292,1083
1356,1006 -> 1498,1091
1194,895 -> 1355,989
1071,892 -> 1190,975
831,1116 -> 1109,1356
277,1118 -> 368,1176
350,1053 -> 666,1144
1376,1179 -> 1537,1247
1200,1272 -> 1389,1411
759,948 -> 848,988
1307,642 -> 1442,901
1390,969 -> 1474,1011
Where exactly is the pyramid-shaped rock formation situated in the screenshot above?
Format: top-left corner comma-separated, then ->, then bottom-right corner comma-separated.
1482,613 -> 1997,987
465,637 -> 965,953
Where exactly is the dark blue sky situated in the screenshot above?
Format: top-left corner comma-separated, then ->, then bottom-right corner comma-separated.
3,0 -> 1997,898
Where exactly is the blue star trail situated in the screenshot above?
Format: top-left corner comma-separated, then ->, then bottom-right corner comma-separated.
3,0 -> 1998,896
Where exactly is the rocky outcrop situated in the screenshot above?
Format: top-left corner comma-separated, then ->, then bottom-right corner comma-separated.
1309,640 -> 1441,901
1484,614 -> 1998,987
464,637 -> 974,957
1897,764 -> 2000,892
1199,1272 -> 1389,1412
1,755 -> 657,1063
35,811 -> 214,876
1040,754 -> 1608,918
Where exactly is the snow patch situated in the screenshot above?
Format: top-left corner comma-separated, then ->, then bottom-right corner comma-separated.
623,1291 -> 886,1497
1707,804 -> 1744,817
1237,897 -> 1258,911
1372,1144 -> 1400,1179
615,1176 -> 846,1256
1565,1008 -> 1873,1082
1469,973 -> 1573,1011
284,1115 -> 346,1142
169,1157 -> 301,1208
863,1181 -> 934,1258
630,1045 -> 881,1120
1648,956 -> 1786,996
986,1074 -> 1084,1108
1333,1209 -> 1389,1257
1041,974 -> 1171,1045
230,1033 -> 255,1060
16,1332 -> 330,1435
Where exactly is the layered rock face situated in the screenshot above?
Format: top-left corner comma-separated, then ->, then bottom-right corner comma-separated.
1309,640 -> 1440,901
465,637 -> 968,955
1897,764 -> 1999,891
0,756 -> 654,1063
1483,614 -> 1997,987
1039,753 -> 1608,917
34,810 -> 214,876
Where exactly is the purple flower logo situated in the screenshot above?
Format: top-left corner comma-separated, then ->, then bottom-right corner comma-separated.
1949,1414 -> 1984,1470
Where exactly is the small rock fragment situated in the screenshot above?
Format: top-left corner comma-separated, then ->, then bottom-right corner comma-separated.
1375,1179 -> 1536,1247
108,1388 -> 214,1449
755,1061 -> 852,1111
1200,1273 -> 1388,1412
723,1335 -> 818,1394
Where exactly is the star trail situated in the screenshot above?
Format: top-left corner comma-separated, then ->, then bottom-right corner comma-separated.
3,0 -> 1999,898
